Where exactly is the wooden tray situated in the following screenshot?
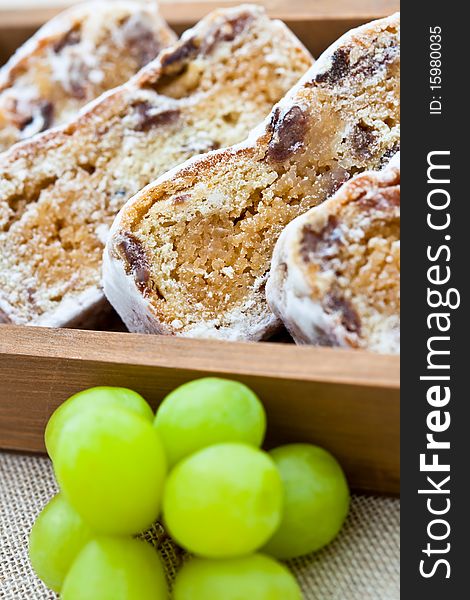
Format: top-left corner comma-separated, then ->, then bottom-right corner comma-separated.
0,0 -> 400,495
0,326 -> 400,495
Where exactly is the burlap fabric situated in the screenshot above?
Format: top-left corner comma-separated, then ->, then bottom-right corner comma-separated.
0,451 -> 399,599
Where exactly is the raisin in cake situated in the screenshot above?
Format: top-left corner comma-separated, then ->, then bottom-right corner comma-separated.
0,1 -> 175,153
0,5 -> 312,327
266,154 -> 400,354
103,13 -> 400,341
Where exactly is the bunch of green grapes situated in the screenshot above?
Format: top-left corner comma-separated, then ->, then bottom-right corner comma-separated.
29,378 -> 350,599
30,386 -> 168,597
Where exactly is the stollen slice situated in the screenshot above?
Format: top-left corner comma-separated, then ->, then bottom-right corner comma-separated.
266,154 -> 400,354
103,13 -> 400,341
0,4 -> 312,327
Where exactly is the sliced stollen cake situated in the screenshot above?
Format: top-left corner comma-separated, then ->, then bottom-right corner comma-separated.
0,1 -> 176,152
0,5 -> 313,326
103,13 -> 400,341
266,154 -> 400,354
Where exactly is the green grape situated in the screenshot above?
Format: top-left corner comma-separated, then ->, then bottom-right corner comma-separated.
28,494 -> 93,593
61,537 -> 168,600
154,377 -> 266,467
173,554 -> 302,600
46,386 -> 153,461
54,407 -> 166,534
163,443 -> 283,557
262,444 -> 350,559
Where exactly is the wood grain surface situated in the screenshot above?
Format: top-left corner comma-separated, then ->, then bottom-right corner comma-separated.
0,0 -> 401,24
0,325 -> 400,494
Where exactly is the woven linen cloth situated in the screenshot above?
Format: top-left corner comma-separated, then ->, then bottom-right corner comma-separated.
0,451 -> 399,599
